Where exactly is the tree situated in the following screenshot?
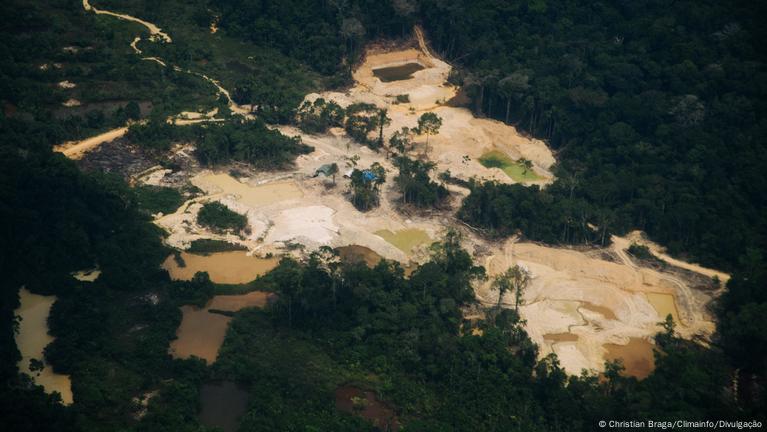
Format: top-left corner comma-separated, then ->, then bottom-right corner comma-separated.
377,108 -> 391,149
417,112 -> 442,155
389,127 -> 413,156
328,162 -> 339,185
520,158 -> 533,174
498,72 -> 530,124
393,156 -> 449,207
493,265 -> 531,312
125,101 -> 141,121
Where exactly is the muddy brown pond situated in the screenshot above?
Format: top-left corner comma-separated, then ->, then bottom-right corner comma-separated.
199,381 -> 249,432
14,288 -> 73,404
337,245 -> 383,267
169,291 -> 275,364
163,251 -> 279,284
603,337 -> 656,379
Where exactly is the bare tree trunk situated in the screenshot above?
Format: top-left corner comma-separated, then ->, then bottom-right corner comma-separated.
505,98 -> 511,124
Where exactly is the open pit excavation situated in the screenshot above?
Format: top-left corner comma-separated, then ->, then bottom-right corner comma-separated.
7,0 -> 764,429
138,34 -> 731,379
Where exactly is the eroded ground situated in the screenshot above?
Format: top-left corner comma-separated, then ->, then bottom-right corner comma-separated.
59,15 -> 729,378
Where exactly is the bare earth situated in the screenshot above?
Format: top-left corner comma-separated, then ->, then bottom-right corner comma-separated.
58,11 -> 730,379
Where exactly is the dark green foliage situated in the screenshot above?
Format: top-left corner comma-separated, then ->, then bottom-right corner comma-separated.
295,97 -> 345,133
344,103 -> 385,148
459,180 -> 608,244
197,202 -> 247,233
127,118 -> 313,168
134,185 -> 184,215
627,243 -> 655,261
194,120 -> 313,168
187,239 -> 247,255
348,163 -> 385,211
424,0 -> 767,271
168,271 -> 215,308
213,0 -> 407,77
393,156 -> 448,208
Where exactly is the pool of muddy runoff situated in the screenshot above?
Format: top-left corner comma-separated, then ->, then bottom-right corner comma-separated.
169,291 -> 276,364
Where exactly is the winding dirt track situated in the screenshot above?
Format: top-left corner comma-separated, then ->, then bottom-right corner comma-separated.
56,1 -> 249,159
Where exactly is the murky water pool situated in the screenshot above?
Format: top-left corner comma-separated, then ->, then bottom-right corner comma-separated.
163,251 -> 278,284
14,288 -> 73,404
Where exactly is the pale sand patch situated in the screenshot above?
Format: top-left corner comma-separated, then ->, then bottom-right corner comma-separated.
265,205 -> 339,247
58,80 -> 76,89
83,0 -> 172,43
72,268 -> 101,282
54,125 -> 129,160
480,239 -> 719,376
305,34 -> 556,186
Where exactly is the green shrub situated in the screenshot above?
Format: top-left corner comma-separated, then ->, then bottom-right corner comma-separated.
197,202 -> 247,233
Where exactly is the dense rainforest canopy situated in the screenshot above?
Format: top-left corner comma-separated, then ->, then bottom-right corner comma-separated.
1,0 -> 766,430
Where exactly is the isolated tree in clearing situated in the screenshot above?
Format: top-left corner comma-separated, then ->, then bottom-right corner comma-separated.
417,112 -> 442,154
493,265 -> 531,311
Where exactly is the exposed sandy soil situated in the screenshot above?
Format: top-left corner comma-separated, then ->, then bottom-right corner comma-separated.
54,126 -> 129,160
303,36 -> 555,186
149,35 -> 731,378
475,235 -> 724,377
60,12 -> 731,380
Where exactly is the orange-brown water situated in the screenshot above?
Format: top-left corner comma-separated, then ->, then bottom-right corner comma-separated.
337,245 -> 383,267
544,333 -> 580,343
645,292 -> 681,324
169,291 -> 275,364
603,338 -> 656,379
580,301 -> 618,320
163,251 -> 279,284
14,288 -> 73,404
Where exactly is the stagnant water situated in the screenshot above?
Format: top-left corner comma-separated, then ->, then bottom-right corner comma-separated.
199,381 -> 249,432
198,173 -> 303,207
603,337 -> 656,379
169,291 -> 274,364
372,62 -> 425,82
374,229 -> 431,255
645,292 -> 681,324
163,251 -> 279,284
14,288 -> 73,404
337,245 -> 383,267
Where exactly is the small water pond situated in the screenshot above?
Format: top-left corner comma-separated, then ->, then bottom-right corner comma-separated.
163,251 -> 279,284
603,337 -> 656,379
372,62 -> 425,82
374,229 -> 431,255
199,381 -> 249,432
337,245 -> 383,267
478,150 -> 541,182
